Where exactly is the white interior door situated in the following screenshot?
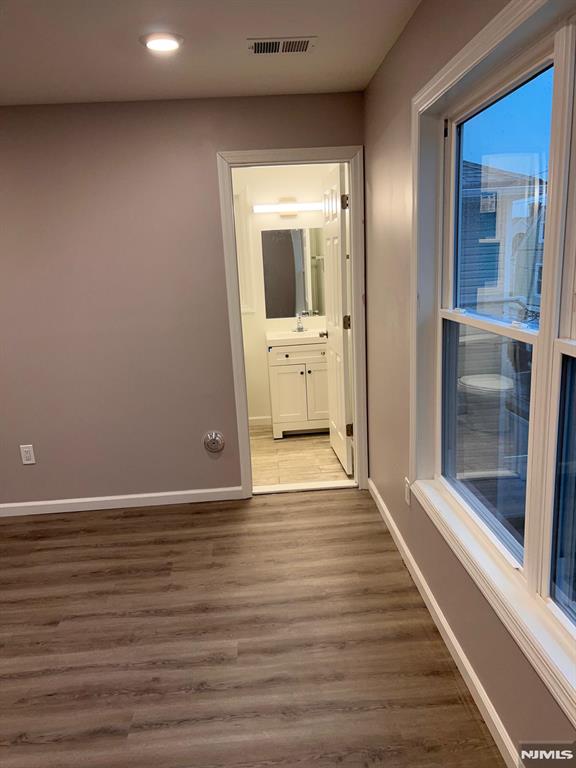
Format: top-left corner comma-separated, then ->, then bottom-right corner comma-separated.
323,165 -> 353,475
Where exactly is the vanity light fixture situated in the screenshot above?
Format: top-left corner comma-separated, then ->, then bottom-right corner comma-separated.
252,202 -> 323,214
140,32 -> 183,53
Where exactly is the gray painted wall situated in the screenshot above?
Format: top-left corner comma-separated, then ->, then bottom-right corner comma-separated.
364,0 -> 576,749
0,93 -> 362,503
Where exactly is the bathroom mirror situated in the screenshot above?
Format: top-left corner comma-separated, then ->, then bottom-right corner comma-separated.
262,228 -> 325,319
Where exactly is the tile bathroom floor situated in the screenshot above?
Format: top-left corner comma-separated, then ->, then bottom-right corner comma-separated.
249,424 -> 349,486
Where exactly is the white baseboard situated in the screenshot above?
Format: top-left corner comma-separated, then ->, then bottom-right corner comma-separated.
367,478 -> 518,768
0,486 -> 245,518
248,416 -> 272,426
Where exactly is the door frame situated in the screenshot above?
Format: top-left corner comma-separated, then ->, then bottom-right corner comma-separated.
216,146 -> 367,496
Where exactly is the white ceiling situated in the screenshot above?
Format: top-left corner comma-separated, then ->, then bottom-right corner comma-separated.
0,0 -> 420,106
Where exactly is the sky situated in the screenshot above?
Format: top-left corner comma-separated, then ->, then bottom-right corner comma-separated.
460,66 -> 554,179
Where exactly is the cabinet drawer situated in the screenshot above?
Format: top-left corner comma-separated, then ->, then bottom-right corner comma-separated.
268,344 -> 327,366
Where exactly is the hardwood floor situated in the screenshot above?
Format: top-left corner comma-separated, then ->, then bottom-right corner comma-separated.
250,425 -> 350,486
0,490 -> 505,768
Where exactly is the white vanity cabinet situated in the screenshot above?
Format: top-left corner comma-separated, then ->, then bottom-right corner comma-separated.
267,336 -> 329,438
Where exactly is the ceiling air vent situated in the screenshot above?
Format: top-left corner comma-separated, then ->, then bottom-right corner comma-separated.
281,39 -> 309,53
253,40 -> 281,54
248,37 -> 316,55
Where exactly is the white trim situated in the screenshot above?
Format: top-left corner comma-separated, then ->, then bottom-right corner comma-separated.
217,146 -> 368,495
217,146 -> 363,166
253,479 -> 357,495
217,156 -> 253,498
562,63 -> 576,339
439,308 -> 539,345
436,477 -> 523,571
527,21 -> 576,596
410,109 -> 444,483
0,486 -> 245,518
447,37 -> 554,127
367,479 -> 518,768
556,336 -> 576,356
411,0 -> 573,116
540,346 -> 565,601
348,148 -> 369,490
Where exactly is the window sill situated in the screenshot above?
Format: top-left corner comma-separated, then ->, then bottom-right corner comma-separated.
412,478 -> 576,726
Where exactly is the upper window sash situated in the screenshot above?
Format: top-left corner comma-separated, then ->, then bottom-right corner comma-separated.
440,37 -> 554,306
442,54 -> 555,336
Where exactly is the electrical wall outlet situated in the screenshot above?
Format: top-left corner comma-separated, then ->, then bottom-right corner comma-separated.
404,477 -> 411,506
20,445 -> 36,465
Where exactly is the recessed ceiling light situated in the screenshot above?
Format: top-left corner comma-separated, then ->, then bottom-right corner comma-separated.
140,33 -> 183,53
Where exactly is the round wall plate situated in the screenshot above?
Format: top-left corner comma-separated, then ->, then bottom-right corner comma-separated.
203,431 -> 225,453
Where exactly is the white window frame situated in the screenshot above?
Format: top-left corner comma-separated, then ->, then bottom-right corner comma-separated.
410,0 -> 576,727
441,42 -> 554,570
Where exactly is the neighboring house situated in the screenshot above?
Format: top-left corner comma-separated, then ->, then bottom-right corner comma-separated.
459,159 -> 546,327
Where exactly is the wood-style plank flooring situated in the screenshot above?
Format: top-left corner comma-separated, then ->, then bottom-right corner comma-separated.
250,425 -> 349,486
0,489 -> 505,768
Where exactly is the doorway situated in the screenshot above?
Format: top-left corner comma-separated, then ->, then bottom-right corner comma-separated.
217,147 -> 367,495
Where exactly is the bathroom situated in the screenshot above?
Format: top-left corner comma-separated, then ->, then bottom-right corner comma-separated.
231,162 -> 356,492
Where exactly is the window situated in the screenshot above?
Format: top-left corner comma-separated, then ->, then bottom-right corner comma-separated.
444,67 -> 553,559
551,356 -> 576,623
442,322 -> 531,560
411,14 -> 576,726
455,67 -> 554,329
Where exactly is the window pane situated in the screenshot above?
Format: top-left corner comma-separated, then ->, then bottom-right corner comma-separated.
442,321 -> 532,560
551,356 -> 576,624
455,67 -> 554,329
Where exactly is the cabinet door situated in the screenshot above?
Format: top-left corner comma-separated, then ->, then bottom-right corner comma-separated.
269,364 -> 308,423
306,363 -> 329,420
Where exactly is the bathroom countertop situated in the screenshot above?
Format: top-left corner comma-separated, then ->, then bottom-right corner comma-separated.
266,329 -> 327,347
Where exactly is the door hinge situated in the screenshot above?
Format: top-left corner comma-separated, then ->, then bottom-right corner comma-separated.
343,314 -> 351,330
346,423 -> 354,437
341,193 -> 349,210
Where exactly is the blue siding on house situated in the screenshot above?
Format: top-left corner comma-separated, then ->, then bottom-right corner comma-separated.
457,162 -> 500,308
456,160 -> 545,324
